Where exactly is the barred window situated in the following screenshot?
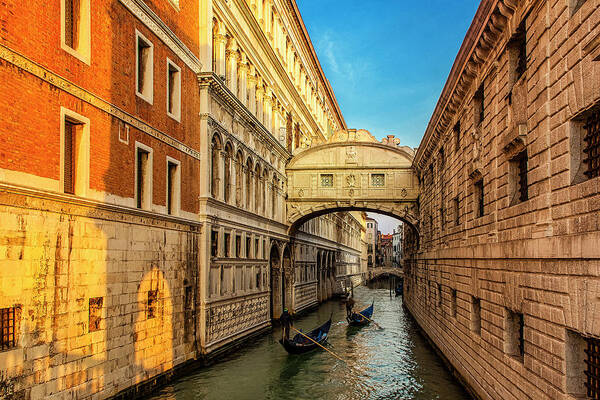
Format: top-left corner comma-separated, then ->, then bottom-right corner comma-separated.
89,297 -> 103,332
584,110 -> 600,180
147,290 -> 158,319
371,174 -> 385,187
321,174 -> 333,187
454,121 -> 461,152
474,179 -> 484,218
586,336 -> 600,399
0,307 -> 18,351
454,197 -> 460,226
474,84 -> 484,126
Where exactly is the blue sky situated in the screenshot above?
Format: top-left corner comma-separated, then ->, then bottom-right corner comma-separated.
297,0 -> 480,149
297,1 -> 480,233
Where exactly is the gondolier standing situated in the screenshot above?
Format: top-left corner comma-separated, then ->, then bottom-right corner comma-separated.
280,308 -> 293,341
345,297 -> 355,319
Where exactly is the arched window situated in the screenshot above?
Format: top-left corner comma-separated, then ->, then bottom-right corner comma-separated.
254,163 -> 262,214
272,175 -> 278,219
245,158 -> 253,209
235,150 -> 244,207
211,134 -> 222,199
262,169 -> 268,216
223,142 -> 233,203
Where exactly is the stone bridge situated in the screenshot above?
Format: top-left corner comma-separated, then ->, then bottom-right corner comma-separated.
286,129 -> 420,234
367,267 -> 404,282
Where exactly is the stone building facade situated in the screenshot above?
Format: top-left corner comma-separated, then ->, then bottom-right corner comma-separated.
405,0 -> 600,399
0,0 -> 365,399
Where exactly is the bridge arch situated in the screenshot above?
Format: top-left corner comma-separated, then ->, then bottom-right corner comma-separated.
286,129 -> 420,236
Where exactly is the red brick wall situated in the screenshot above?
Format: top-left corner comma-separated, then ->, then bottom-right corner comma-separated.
0,0 -> 201,213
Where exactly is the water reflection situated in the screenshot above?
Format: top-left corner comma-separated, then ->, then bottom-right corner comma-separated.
147,280 -> 471,400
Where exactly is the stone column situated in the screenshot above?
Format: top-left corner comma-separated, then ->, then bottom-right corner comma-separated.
238,53 -> 248,106
225,37 -> 238,94
213,22 -> 227,78
272,101 -> 280,139
218,151 -> 226,201
255,80 -> 264,123
264,88 -> 273,134
247,66 -> 257,115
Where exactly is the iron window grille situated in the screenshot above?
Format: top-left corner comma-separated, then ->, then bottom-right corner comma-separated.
475,179 -> 484,218
89,297 -> 103,332
518,313 -> 525,357
584,109 -> 600,179
1,307 -> 17,351
586,336 -> 600,399
147,290 -> 158,319
516,150 -> 529,202
320,174 -> 333,187
371,174 -> 385,187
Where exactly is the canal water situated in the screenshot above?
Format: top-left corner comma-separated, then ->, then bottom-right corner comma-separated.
147,280 -> 471,400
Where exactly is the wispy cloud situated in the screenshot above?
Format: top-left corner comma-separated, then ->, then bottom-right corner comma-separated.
315,31 -> 369,91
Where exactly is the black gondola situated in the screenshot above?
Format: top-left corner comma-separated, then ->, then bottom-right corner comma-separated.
395,284 -> 403,296
279,316 -> 332,354
347,303 -> 374,326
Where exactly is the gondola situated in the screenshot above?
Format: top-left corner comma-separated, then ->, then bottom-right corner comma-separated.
279,316 -> 332,354
347,303 -> 374,326
395,284 -> 403,296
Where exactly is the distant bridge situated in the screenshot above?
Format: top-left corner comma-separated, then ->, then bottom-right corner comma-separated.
367,267 -> 404,281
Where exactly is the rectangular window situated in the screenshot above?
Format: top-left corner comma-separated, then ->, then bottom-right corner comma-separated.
471,297 -> 481,335
166,159 -> 180,215
585,336 -> 600,399
211,230 -> 219,257
135,144 -> 152,210
236,235 -> 242,258
474,179 -> 484,218
224,233 -> 231,258
371,173 -> 385,187
63,120 -> 76,194
451,289 -> 457,317
454,121 -> 461,152
454,197 -> 460,226
166,58 -> 181,121
510,150 -> 528,204
147,290 -> 158,319
439,205 -> 444,231
62,108 -> 89,197
505,309 -> 524,360
508,22 -> 527,85
583,110 -> 600,180
0,307 -> 19,351
474,84 -> 484,126
89,297 -> 103,332
255,238 -> 259,258
61,0 -> 90,63
246,237 -> 251,259
320,174 -> 333,187
136,30 -> 154,103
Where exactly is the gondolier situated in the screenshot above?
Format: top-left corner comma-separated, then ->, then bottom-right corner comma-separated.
345,296 -> 355,318
280,308 -> 292,341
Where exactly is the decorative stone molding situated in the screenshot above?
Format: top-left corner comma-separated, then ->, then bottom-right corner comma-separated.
119,0 -> 202,73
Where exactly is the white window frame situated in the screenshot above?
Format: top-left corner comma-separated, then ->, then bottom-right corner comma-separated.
60,0 -> 91,64
60,107 -> 90,197
166,58 -> 182,122
134,142 -> 153,210
135,30 -> 154,104
165,156 -> 181,216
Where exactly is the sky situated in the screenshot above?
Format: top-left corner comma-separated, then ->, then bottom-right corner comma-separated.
297,0 -> 480,233
297,0 -> 480,149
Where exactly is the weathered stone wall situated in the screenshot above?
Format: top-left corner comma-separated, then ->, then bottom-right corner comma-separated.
406,0 -> 600,399
0,188 -> 199,399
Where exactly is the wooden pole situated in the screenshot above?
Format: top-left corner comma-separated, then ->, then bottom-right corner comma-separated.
291,327 -> 347,363
356,311 -> 384,330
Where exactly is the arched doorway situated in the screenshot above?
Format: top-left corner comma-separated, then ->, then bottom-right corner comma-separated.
282,245 -> 292,313
269,244 -> 281,319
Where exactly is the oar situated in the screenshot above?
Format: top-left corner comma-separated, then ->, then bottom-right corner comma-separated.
356,311 -> 384,330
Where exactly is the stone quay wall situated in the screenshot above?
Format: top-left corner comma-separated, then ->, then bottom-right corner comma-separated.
405,0 -> 600,399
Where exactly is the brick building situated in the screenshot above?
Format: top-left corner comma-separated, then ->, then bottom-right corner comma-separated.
404,0 -> 600,399
0,0 -> 366,398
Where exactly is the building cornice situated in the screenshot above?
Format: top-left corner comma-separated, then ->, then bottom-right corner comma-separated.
414,0 -> 523,170
119,0 -> 202,73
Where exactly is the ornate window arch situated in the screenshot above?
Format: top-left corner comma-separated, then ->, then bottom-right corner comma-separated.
254,163 -> 262,214
223,142 -> 233,203
245,157 -> 253,209
235,150 -> 244,207
211,133 -> 222,199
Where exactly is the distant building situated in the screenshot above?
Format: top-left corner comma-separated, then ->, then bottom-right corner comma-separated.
366,217 -> 378,268
392,224 -> 404,267
380,234 -> 393,267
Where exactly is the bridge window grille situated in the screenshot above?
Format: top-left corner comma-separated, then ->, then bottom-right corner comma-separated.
586,336 -> 600,399
583,110 -> 600,179
371,174 -> 385,187
320,174 -> 333,187
0,307 -> 18,351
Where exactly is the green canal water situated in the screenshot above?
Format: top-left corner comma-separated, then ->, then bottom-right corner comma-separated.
147,280 -> 471,400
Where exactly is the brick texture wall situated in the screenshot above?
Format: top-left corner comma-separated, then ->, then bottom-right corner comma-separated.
405,0 -> 600,399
